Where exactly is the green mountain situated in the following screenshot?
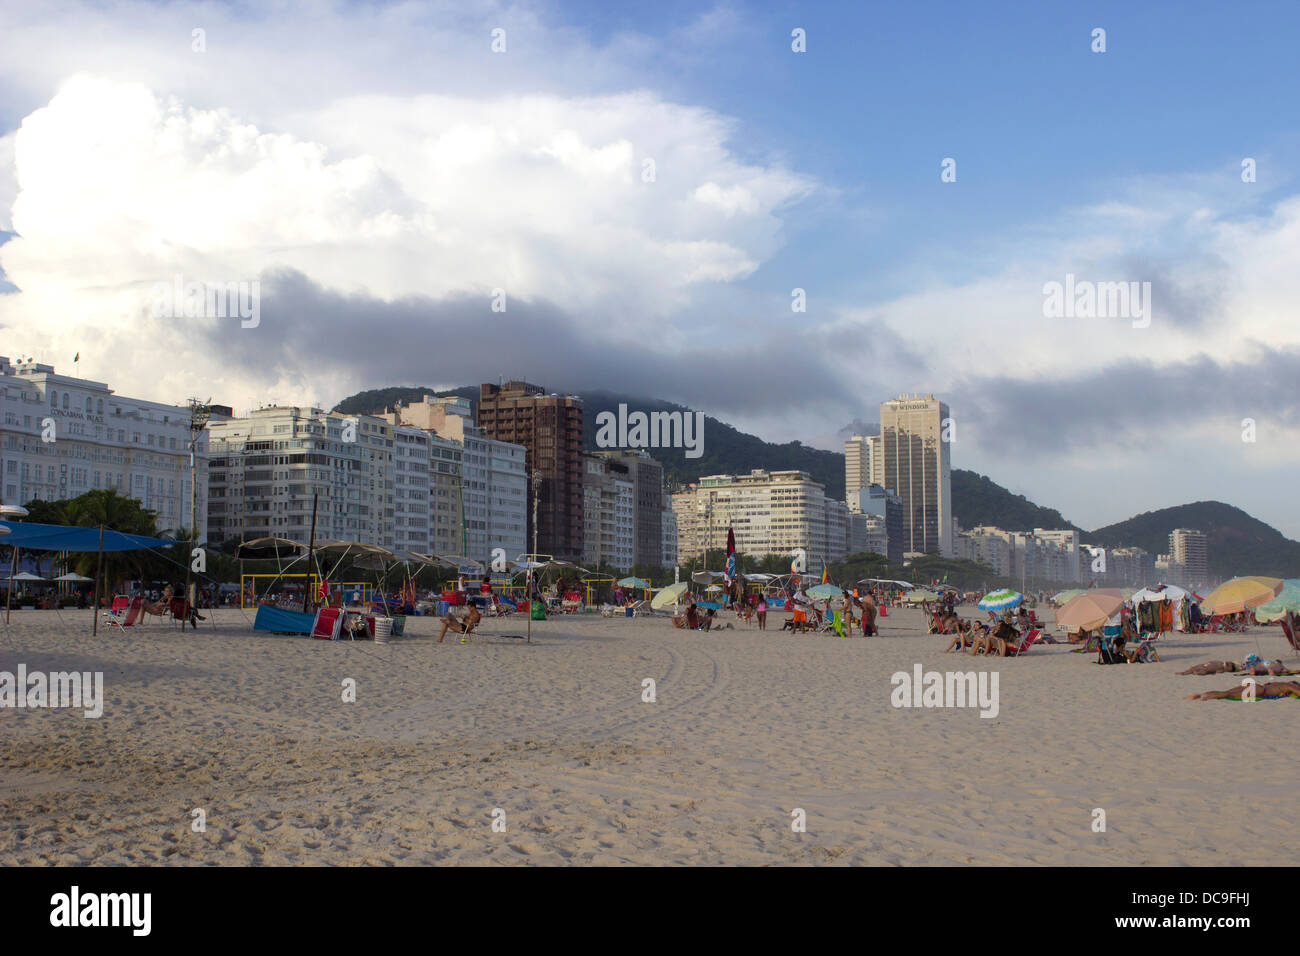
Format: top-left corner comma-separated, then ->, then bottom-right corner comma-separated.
334,385 -> 1298,577
1089,501 -> 1300,579
334,385 -> 847,497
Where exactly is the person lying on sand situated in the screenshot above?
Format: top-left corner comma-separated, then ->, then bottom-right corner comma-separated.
1186,680 -> 1300,701
437,604 -> 481,643
1178,655 -> 1291,676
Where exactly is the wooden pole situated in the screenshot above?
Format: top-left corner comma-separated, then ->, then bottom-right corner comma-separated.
303,493 -> 318,614
93,524 -> 104,636
5,543 -> 15,625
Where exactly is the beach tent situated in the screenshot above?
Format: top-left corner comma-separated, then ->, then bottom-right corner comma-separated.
0,520 -> 176,552
236,536 -> 308,561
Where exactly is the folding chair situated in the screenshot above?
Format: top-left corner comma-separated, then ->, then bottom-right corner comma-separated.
104,596 -> 144,632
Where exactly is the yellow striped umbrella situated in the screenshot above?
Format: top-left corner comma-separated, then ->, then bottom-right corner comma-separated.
1199,576 -> 1283,616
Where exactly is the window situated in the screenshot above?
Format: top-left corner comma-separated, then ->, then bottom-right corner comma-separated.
49,390 -> 57,406
97,399 -> 103,415
62,393 -> 69,410
85,397 -> 92,412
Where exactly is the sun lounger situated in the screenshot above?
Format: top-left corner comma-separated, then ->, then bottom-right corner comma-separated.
311,606 -> 344,641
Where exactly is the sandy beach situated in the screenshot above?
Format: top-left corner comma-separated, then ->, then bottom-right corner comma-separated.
1,604 -> 1296,866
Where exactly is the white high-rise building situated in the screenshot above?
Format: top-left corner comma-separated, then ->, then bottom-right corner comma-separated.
879,394 -> 953,556
207,406 -> 391,547
671,469 -> 849,565
391,395 -> 525,564
583,453 -> 634,571
1168,529 -> 1208,588
0,356 -> 208,535
844,435 -> 870,504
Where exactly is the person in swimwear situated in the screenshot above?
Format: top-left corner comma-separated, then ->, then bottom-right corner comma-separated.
1186,681 -> 1300,700
437,603 -> 481,643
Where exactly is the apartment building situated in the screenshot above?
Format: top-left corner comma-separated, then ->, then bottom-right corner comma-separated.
0,356 -> 208,534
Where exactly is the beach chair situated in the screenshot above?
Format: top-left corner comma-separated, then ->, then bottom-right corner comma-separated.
311,606 -> 344,641
1005,628 -> 1041,657
1027,609 -> 1039,625
104,596 -> 144,632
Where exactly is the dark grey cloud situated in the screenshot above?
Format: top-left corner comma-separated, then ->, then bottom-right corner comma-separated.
950,347 -> 1300,454
204,268 -> 904,417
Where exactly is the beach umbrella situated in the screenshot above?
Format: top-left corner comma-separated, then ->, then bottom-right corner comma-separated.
1251,579 -> 1300,623
617,576 -> 650,588
651,582 -> 690,609
1200,576 -> 1283,616
1055,591 -> 1127,632
904,588 -> 940,603
691,570 -> 725,585
12,571 -> 48,582
54,572 -> 93,582
808,583 -> 841,599
977,588 -> 1022,611
1052,588 -> 1086,604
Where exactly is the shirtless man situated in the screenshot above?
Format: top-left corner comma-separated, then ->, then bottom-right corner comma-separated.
1186,680 -> 1300,700
437,604 -> 481,643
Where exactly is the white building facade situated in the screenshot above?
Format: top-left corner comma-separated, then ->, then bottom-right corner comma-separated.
0,356 -> 208,535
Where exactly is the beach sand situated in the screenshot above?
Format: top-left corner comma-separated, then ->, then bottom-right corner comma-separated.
1,604 -> 1296,865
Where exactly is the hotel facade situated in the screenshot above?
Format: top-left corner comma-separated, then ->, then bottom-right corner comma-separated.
0,356 -> 209,534
671,469 -> 852,565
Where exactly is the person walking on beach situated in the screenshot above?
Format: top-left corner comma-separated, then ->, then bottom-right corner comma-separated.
756,595 -> 767,630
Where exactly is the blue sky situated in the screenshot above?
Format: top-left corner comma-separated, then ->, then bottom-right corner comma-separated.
2,0 -> 1299,536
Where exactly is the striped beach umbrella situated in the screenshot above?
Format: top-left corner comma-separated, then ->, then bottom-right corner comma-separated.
978,588 -> 1023,611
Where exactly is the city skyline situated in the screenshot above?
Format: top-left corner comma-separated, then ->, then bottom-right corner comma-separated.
2,2 -> 1299,539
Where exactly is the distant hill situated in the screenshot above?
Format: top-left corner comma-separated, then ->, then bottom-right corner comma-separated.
334,385 -> 1299,578
1089,501 -> 1300,579
334,385 -> 847,497
951,471 -> 1082,533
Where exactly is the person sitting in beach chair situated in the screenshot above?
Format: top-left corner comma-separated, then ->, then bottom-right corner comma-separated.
437,604 -> 482,643
1186,680 -> 1300,701
974,619 -> 1020,657
943,619 -> 977,652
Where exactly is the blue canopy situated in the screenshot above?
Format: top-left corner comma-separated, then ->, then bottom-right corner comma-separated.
0,520 -> 177,552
